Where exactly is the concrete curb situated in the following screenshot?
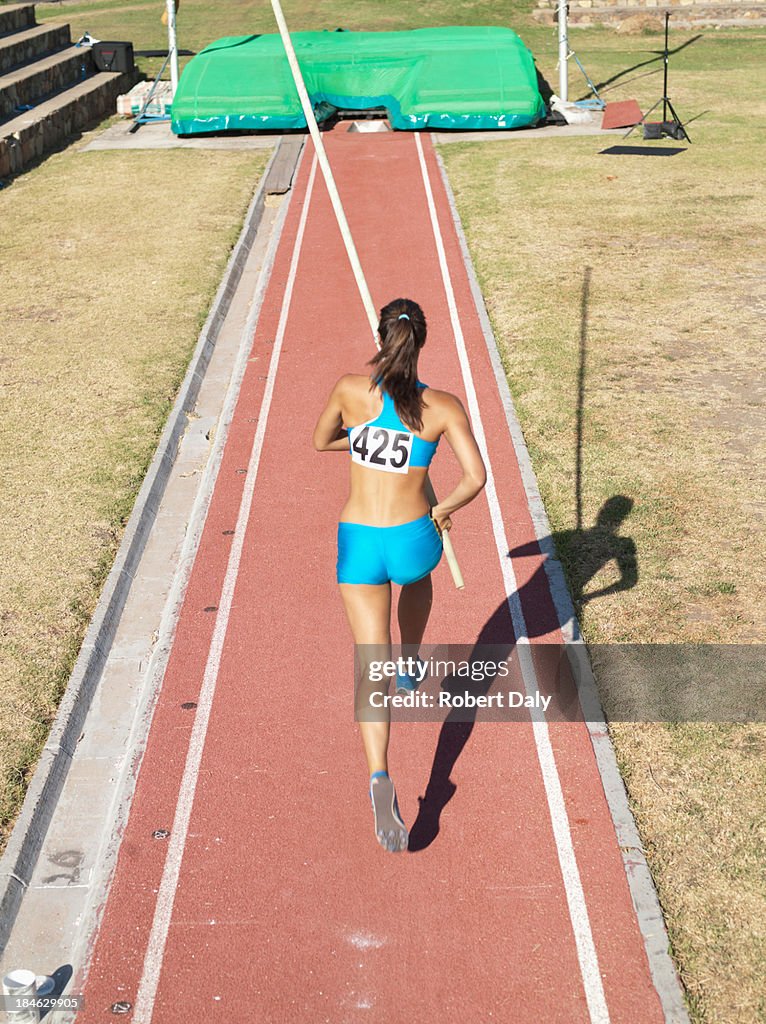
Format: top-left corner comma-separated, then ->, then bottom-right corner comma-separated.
64,142 -> 304,998
0,135 -> 301,954
434,147 -> 691,1023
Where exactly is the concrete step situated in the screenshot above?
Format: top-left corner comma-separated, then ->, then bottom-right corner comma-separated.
0,4 -> 36,39
534,1 -> 766,22
0,21 -> 70,75
0,68 -> 135,178
0,44 -> 96,121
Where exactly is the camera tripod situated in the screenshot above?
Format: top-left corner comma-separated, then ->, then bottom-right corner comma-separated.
625,12 -> 691,143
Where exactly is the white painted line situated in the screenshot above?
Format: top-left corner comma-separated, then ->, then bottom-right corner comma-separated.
131,154 -> 319,1024
434,149 -> 690,1023
68,166 -> 298,994
414,133 -> 610,1024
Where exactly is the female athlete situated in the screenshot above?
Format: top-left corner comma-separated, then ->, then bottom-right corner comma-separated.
313,297 -> 486,853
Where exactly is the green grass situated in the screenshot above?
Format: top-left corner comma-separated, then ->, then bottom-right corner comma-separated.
0,134 -> 270,853
35,0 -> 542,76
438,24 -> 766,1024
34,0 -> 760,111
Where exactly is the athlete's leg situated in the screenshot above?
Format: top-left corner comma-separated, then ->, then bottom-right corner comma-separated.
398,572 -> 433,664
339,581 -> 408,852
338,581 -> 392,775
390,514 -> 440,686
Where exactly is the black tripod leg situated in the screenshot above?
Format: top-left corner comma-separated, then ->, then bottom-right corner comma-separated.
666,98 -> 691,142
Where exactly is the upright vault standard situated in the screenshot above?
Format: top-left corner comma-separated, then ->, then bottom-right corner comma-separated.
171,27 -> 546,134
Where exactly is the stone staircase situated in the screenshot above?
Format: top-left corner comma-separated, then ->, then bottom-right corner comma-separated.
533,0 -> 766,26
0,3 -> 137,179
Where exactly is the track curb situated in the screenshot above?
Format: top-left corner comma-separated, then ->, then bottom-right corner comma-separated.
434,146 -> 690,1024
0,135 -> 303,954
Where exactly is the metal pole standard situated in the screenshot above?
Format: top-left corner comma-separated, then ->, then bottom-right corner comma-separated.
662,11 -> 670,123
558,0 -> 569,102
270,0 -> 465,589
166,0 -> 179,96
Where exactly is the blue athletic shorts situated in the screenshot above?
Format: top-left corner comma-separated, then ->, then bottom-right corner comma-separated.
337,513 -> 443,586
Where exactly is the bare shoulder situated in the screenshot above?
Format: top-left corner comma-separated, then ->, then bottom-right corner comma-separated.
333,372 -> 370,394
423,387 -> 469,424
326,373 -> 369,401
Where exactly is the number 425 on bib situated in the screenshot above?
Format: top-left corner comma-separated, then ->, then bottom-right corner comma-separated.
349,425 -> 413,474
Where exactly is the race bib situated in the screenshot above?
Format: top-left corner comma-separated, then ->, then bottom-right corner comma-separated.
349,425 -> 413,474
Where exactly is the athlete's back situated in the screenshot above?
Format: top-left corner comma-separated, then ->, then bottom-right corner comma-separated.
336,373 -> 455,527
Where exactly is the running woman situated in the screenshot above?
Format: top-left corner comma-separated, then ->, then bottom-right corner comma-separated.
313,298 -> 486,853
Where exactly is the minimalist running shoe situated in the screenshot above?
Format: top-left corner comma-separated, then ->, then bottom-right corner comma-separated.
395,655 -> 426,695
369,772 -> 408,852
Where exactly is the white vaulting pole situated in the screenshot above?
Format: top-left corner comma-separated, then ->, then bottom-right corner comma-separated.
271,0 -> 377,337
270,0 -> 464,589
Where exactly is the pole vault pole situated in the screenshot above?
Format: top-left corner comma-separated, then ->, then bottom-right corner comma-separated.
271,0 -> 465,590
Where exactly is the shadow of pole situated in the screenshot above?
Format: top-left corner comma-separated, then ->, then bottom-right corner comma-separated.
576,266 -> 590,533
408,264 -> 640,853
591,33 -> 703,95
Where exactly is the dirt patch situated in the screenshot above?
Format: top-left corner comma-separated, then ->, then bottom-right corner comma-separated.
616,15 -> 665,35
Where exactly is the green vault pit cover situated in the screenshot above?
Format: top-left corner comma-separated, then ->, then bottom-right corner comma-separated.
171,27 -> 546,134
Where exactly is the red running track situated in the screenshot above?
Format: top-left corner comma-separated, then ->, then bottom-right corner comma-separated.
75,133 -> 666,1024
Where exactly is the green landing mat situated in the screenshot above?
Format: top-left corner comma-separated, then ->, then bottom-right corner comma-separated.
171,26 -> 546,135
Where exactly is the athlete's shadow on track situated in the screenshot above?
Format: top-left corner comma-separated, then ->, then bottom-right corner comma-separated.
410,268 -> 640,850
407,496 -> 638,852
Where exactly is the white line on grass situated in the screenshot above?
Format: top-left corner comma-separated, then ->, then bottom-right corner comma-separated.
131,154 -> 319,1024
434,147 -> 689,1024
414,133 -> 610,1024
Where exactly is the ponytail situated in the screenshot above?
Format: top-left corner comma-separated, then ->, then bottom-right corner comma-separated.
368,298 -> 427,431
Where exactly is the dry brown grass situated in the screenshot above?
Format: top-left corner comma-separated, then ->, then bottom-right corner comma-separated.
0,129 -> 269,852
439,29 -> 766,1024
613,721 -> 766,1022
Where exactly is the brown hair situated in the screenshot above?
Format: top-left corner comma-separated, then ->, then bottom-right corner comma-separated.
367,298 -> 427,432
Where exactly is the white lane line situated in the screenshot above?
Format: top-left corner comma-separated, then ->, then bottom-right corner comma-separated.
68,153 -> 298,997
414,133 -> 610,1024
131,154 -> 319,1024
435,149 -> 690,1024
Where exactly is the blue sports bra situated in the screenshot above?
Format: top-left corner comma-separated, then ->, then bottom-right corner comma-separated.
347,381 -> 439,474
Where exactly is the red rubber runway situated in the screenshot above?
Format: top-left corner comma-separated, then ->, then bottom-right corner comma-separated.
75,133 -> 666,1023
